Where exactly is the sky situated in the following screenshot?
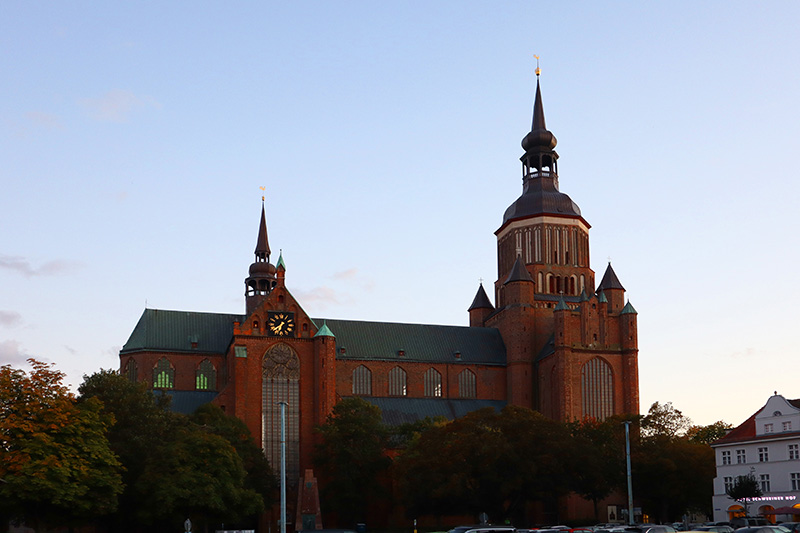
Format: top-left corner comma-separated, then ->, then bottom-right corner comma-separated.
2,2 -> 800,427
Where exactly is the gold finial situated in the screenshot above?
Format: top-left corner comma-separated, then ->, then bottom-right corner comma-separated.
534,54 -> 541,77
260,186 -> 266,202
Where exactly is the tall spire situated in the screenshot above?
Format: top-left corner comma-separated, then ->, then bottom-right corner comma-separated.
522,77 -> 557,153
255,198 -> 271,261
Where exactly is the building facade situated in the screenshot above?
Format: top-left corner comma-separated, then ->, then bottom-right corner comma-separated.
712,394 -> 800,522
119,75 -> 640,515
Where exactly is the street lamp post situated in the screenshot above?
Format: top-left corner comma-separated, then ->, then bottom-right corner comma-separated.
278,401 -> 288,533
624,421 -> 634,525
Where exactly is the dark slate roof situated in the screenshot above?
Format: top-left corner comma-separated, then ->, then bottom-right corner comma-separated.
120,309 -> 243,355
504,255 -> 534,285
597,263 -> 625,291
364,397 -> 506,426
468,284 -> 494,311
502,183 -> 582,226
255,202 -> 271,256
157,390 -> 218,415
535,333 -> 556,362
313,318 -> 506,366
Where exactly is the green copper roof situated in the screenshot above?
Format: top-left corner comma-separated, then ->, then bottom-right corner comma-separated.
276,251 -> 286,270
555,296 -> 570,311
312,318 -> 506,365
314,321 -> 335,338
597,290 -> 608,303
121,309 -> 244,355
620,301 -> 638,315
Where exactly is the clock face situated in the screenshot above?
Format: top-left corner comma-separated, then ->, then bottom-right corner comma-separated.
267,312 -> 295,337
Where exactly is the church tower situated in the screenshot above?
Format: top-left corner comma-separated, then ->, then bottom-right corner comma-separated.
244,199 -> 278,314
471,71 -> 639,421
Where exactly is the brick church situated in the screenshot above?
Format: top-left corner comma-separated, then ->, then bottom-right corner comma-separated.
119,74 -> 640,503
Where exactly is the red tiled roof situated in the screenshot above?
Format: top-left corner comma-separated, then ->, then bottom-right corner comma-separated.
712,398 -> 800,446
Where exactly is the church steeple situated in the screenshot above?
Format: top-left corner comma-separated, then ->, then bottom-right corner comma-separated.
245,199 -> 277,314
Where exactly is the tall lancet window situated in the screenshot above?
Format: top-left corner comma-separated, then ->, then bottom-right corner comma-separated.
581,357 -> 614,420
262,343 -> 300,489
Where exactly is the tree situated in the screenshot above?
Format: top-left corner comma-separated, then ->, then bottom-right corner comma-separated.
566,416 -> 629,520
726,473 -> 762,516
641,401 -> 692,438
393,406 -> 572,524
687,421 -> 732,445
191,403 -> 278,507
314,397 -> 392,526
0,360 -> 123,529
79,370 -> 269,532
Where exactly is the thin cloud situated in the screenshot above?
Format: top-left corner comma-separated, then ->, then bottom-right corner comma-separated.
292,286 -> 345,308
0,340 -> 30,367
0,255 -> 82,277
80,89 -> 160,122
0,311 -> 22,327
332,268 -> 359,280
25,111 -> 63,130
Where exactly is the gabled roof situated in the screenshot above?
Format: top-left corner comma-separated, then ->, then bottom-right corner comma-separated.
313,318 -> 506,366
121,309 -> 243,355
713,398 -> 800,446
364,397 -> 506,426
597,263 -> 625,291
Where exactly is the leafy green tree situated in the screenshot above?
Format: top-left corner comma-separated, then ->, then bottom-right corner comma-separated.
566,416 -> 629,520
0,360 -> 123,530
135,417 -> 264,528
726,474 -> 762,516
641,401 -> 692,438
191,403 -> 278,505
687,421 -> 732,445
314,397 -> 392,526
79,370 -> 269,532
394,406 -> 571,524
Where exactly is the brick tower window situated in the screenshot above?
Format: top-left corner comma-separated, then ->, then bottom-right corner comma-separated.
196,359 -> 216,391
352,365 -> 372,396
424,368 -> 442,398
581,357 -> 614,420
125,359 -> 137,382
388,366 -> 407,396
153,357 -> 174,389
458,369 -> 476,399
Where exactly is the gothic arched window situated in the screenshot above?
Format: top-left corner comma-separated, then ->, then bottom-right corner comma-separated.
196,359 -> 216,390
424,368 -> 442,398
352,365 -> 372,396
124,358 -> 137,382
581,357 -> 614,420
153,357 -> 174,389
388,366 -> 407,396
262,343 -> 300,489
458,369 -> 476,399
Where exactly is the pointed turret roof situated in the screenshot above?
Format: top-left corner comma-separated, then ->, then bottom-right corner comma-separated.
468,284 -> 494,311
314,321 -> 335,338
555,295 -> 570,311
276,250 -> 285,270
255,202 -> 271,257
597,290 -> 608,304
504,255 -> 534,285
521,78 -> 557,153
620,301 -> 637,315
597,262 -> 625,291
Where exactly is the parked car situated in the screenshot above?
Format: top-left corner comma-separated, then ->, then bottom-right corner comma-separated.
778,524 -> 800,533
731,518 -> 769,529
695,526 -> 734,533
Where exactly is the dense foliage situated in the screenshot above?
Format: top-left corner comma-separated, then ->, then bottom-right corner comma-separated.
78,369 -> 277,532
0,360 -> 123,530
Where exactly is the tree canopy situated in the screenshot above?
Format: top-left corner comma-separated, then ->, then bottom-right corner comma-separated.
0,360 -> 123,529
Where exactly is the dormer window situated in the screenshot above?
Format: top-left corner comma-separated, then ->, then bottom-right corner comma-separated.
765,423 -> 774,433
784,421 -> 793,432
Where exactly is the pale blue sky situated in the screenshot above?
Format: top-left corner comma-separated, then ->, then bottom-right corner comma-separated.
2,2 -> 799,426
